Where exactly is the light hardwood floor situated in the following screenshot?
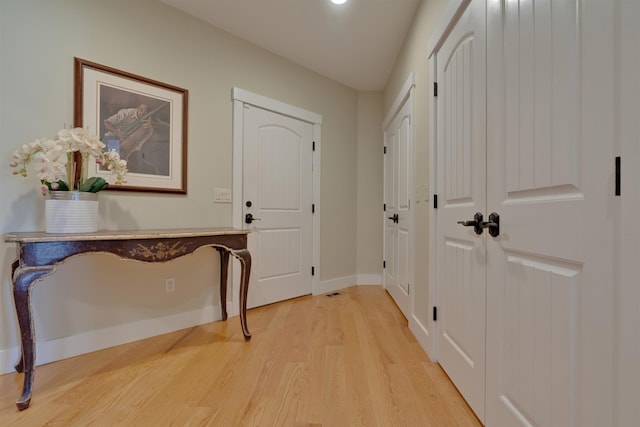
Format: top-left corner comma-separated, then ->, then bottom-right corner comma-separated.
0,286 -> 481,426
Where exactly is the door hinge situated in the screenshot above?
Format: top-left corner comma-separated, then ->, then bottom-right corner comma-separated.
615,156 -> 621,196
312,266 -> 315,276
312,141 -> 316,151
433,306 -> 438,321
312,203 -> 315,213
384,203 -> 386,211
384,146 -> 387,154
383,260 -> 386,269
407,284 -> 410,295
434,82 -> 438,97
433,194 -> 438,209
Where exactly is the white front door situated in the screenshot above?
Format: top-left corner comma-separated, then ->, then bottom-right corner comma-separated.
485,0 -> 616,425
434,0 -> 486,421
384,93 -> 413,319
242,104 -> 314,308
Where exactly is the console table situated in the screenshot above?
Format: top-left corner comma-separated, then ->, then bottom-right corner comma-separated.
4,228 -> 251,411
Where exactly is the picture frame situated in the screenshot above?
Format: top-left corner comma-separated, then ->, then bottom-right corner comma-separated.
74,57 -> 188,194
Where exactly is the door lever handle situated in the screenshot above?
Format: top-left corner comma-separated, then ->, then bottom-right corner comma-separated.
245,213 -> 261,224
480,212 -> 500,237
457,212 -> 484,235
387,213 -> 399,223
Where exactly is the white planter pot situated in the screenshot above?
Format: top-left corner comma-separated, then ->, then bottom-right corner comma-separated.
45,191 -> 99,233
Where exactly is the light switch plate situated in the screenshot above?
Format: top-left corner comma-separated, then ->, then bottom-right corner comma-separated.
213,188 -> 232,203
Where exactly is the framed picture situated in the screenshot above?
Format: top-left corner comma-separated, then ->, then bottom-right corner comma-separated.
74,57 -> 188,193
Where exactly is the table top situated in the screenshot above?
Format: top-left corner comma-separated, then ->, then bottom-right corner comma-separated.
4,228 -> 248,243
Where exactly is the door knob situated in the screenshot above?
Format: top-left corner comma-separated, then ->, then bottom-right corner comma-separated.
457,212 -> 484,235
387,213 -> 399,223
481,212 -> 500,237
245,213 -> 261,224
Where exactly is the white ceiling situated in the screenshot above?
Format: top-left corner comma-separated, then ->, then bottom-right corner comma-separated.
160,0 -> 420,91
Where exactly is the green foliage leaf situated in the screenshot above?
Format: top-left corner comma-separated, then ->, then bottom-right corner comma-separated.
78,176 -> 109,193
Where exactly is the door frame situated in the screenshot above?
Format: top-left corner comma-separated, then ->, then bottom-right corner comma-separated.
231,87 -> 322,315
619,0 -> 640,422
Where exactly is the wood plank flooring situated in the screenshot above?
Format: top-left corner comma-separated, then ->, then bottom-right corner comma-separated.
0,286 -> 481,426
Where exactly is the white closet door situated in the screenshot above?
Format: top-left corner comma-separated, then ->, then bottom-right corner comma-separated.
486,1 -> 616,425
435,0 -> 487,421
384,95 -> 413,319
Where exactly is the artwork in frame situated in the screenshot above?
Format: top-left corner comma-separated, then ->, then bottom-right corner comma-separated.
74,57 -> 188,193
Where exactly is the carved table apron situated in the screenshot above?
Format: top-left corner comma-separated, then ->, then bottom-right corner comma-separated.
4,228 -> 252,411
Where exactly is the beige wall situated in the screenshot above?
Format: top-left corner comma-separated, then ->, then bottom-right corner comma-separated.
383,0 -> 448,327
0,0 -> 363,365
356,92 -> 384,278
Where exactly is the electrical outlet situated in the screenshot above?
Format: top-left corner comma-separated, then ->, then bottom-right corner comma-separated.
165,278 -> 175,293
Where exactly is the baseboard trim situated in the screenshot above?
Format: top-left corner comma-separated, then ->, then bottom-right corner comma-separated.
0,305 -> 222,375
316,274 -> 382,295
356,274 -> 382,285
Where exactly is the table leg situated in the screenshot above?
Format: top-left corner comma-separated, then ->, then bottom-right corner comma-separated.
12,266 -> 55,411
10,260 -> 22,374
217,248 -> 230,321
230,248 -> 252,340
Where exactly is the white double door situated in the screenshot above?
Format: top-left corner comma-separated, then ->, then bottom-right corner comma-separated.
436,0 -> 616,425
242,104 -> 314,309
